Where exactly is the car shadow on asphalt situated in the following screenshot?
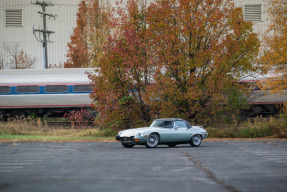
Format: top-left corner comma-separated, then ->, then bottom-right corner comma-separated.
115,145 -> 212,149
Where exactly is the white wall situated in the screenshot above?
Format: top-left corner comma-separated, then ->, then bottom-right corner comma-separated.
234,0 -> 269,36
0,0 -> 81,69
0,0 -> 269,70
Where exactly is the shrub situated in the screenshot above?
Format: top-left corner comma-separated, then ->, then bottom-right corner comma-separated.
269,114 -> 287,137
95,128 -> 118,137
64,108 -> 91,128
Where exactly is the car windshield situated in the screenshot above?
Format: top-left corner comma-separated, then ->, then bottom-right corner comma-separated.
150,120 -> 173,128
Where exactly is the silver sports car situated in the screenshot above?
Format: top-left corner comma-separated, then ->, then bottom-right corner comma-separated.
116,118 -> 208,148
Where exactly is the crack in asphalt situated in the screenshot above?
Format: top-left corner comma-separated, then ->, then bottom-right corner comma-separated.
176,149 -> 241,192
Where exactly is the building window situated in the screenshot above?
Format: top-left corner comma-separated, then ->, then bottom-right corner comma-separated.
244,4 -> 262,22
5,9 -> 23,27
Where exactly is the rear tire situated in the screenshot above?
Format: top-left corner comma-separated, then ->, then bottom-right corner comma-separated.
121,143 -> 135,148
190,134 -> 202,147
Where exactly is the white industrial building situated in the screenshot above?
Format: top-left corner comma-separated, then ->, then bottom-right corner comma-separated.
0,0 -> 82,70
0,0 -> 268,70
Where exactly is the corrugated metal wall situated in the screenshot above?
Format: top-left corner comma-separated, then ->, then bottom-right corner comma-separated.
0,0 -> 81,69
235,0 -> 269,35
0,0 -> 268,70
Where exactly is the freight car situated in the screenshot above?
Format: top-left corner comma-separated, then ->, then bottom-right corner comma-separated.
0,68 -> 95,119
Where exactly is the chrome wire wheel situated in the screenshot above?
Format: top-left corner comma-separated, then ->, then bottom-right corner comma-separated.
145,133 -> 159,148
190,134 -> 202,147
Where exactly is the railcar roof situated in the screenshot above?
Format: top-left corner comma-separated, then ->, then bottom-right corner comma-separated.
0,68 -> 96,85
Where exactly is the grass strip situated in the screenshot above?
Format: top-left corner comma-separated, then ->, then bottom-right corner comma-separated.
1,135 -> 286,143
0,135 -> 115,142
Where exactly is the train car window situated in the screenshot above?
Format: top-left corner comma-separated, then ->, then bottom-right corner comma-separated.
16,86 -> 39,93
74,85 -> 92,92
0,86 -> 10,93
45,85 -> 68,93
251,82 -> 260,91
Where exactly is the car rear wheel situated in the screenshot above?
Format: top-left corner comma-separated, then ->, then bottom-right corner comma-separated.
190,134 -> 202,147
121,143 -> 135,148
145,133 -> 159,148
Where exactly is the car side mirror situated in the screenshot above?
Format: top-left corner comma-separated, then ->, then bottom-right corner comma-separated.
174,126 -> 179,130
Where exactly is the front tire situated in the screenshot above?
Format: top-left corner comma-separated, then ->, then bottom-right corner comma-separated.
190,134 -> 202,147
121,143 -> 135,148
145,133 -> 159,148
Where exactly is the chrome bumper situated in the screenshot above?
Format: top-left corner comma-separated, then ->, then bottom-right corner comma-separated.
116,135 -> 147,144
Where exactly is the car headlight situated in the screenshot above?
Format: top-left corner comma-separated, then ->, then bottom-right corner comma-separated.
201,132 -> 208,137
135,133 -> 142,137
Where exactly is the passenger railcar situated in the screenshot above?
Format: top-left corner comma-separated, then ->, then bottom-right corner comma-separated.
238,78 -> 287,117
0,68 -> 286,119
0,68 -> 95,119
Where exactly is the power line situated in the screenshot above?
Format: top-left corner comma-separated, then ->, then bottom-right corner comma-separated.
0,2 -> 79,9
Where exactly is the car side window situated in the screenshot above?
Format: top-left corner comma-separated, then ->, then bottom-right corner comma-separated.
174,121 -> 187,128
185,121 -> 192,129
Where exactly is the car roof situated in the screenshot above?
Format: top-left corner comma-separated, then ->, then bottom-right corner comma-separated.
155,118 -> 183,121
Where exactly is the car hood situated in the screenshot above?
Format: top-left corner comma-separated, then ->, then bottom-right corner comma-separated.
119,127 -> 151,137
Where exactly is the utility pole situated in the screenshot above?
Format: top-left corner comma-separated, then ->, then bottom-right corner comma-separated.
32,1 -> 56,69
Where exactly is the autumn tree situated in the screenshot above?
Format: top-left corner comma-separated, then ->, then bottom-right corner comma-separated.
64,1 -> 89,68
64,0 -> 110,68
260,0 -> 287,100
88,0 -> 110,67
145,0 -> 260,121
90,0 -> 260,127
90,0 -> 154,129
1,44 -> 35,69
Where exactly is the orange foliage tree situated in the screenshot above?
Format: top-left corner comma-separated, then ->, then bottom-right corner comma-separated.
260,0 -> 287,98
2,44 -> 35,69
88,0 -> 110,67
144,0 -> 260,121
90,0 -> 154,129
90,0 -> 260,128
64,0 -> 110,68
64,1 -> 89,68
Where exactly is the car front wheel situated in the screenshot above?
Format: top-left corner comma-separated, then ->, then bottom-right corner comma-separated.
145,133 -> 159,148
190,134 -> 202,147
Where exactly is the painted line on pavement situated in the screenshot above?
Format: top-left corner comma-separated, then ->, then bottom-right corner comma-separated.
0,167 -> 23,169
0,163 -> 33,165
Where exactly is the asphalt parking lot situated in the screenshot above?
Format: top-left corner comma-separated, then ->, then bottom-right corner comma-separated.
0,140 -> 287,192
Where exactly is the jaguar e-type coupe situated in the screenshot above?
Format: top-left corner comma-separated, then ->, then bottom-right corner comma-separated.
116,118 -> 208,148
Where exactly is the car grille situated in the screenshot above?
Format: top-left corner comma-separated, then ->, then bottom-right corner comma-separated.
121,136 -> 134,141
